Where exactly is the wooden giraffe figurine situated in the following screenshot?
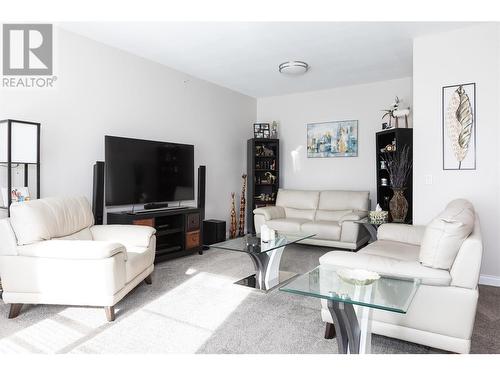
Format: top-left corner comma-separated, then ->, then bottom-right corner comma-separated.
238,174 -> 247,236
229,192 -> 237,239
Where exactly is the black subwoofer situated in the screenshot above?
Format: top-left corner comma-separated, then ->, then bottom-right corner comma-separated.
203,219 -> 226,246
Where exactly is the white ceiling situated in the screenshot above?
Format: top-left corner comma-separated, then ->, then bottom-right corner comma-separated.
60,22 -> 474,98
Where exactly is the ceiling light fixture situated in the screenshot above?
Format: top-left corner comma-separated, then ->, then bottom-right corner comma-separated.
278,61 -> 309,75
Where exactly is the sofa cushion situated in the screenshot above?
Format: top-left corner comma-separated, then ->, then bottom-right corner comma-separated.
56,227 -> 93,241
301,221 -> 341,240
266,218 -> 309,233
318,190 -> 369,211
285,207 -> 316,221
419,199 -> 475,270
319,251 -> 451,286
276,189 -> 319,210
315,209 -> 353,222
10,196 -> 94,245
360,240 -> 420,262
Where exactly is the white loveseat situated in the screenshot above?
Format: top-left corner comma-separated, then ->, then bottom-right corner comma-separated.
320,199 -> 483,353
253,189 -> 370,250
0,196 -> 156,321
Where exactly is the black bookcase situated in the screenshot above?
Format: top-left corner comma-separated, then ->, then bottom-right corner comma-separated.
376,128 -> 413,223
247,138 -> 279,234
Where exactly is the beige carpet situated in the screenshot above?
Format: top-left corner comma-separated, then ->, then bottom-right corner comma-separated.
0,245 -> 498,354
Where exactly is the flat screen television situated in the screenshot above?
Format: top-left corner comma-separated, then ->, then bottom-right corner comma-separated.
105,136 -> 194,206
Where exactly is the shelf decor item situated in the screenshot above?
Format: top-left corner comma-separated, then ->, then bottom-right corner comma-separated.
382,96 -> 410,129
238,174 -> 247,237
368,209 -> 388,225
271,121 -> 279,139
381,145 -> 412,223
307,120 -> 358,158
0,119 -> 41,216
442,83 -> 476,170
1,187 -> 31,207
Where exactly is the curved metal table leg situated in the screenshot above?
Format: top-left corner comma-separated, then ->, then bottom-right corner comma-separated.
327,298 -> 373,354
234,245 -> 297,292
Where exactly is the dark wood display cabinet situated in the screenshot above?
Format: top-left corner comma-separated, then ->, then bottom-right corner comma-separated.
107,207 -> 202,263
376,128 -> 413,223
247,138 -> 280,234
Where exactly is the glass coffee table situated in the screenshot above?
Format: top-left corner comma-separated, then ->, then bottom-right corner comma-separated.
281,265 -> 420,354
207,233 -> 315,292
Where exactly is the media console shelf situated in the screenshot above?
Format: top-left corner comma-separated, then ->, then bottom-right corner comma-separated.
107,207 -> 202,262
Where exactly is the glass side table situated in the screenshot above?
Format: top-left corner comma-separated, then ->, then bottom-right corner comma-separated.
281,265 -> 420,354
355,218 -> 385,243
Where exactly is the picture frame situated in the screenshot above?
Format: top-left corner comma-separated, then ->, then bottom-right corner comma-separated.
1,186 -> 31,207
307,120 -> 358,158
253,123 -> 270,139
442,83 -> 476,170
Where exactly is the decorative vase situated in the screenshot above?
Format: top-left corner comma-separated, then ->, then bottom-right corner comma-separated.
389,189 -> 408,223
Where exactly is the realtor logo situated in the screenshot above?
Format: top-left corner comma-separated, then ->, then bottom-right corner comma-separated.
2,24 -> 53,76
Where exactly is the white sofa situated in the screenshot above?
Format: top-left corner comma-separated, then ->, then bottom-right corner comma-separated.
253,189 -> 370,250
320,199 -> 483,353
0,196 -> 156,321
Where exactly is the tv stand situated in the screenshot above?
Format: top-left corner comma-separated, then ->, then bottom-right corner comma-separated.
107,207 -> 202,262
144,202 -> 169,210
132,206 -> 189,214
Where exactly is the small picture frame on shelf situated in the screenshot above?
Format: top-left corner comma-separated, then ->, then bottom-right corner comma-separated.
254,123 -> 261,137
254,123 -> 270,139
1,186 -> 31,207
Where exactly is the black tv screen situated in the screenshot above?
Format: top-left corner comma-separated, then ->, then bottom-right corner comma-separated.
105,136 -> 194,206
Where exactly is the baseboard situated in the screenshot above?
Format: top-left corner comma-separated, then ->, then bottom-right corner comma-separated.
479,274 -> 500,287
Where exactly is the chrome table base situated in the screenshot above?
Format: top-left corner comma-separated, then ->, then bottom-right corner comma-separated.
327,291 -> 373,354
235,245 -> 297,292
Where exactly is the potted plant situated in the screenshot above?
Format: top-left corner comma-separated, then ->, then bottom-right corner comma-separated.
381,145 -> 412,222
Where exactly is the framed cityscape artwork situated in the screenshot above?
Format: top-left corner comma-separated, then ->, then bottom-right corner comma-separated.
442,83 -> 476,170
307,120 -> 358,158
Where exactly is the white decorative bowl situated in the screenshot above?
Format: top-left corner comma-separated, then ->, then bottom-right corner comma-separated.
337,268 -> 381,286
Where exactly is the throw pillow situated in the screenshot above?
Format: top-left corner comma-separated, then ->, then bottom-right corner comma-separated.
419,199 -> 475,270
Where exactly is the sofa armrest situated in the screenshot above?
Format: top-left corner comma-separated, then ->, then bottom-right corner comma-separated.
0,218 -> 18,256
90,225 -> 156,248
17,240 -> 126,260
377,223 -> 426,245
450,216 -> 483,289
253,206 -> 285,221
338,210 -> 368,223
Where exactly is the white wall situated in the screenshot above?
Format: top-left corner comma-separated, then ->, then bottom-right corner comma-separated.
413,24 -> 500,284
0,28 -> 256,224
257,77 -> 412,208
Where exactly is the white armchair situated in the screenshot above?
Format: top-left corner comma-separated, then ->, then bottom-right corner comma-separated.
0,196 -> 156,321
319,199 -> 483,353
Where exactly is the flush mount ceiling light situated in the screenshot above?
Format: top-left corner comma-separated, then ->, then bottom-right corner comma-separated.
278,61 -> 309,75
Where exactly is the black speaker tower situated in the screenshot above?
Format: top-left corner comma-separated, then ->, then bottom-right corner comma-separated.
197,165 -> 206,253
197,165 -> 206,219
92,161 -> 105,225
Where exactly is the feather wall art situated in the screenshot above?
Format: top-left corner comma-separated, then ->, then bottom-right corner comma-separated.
442,83 -> 476,170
